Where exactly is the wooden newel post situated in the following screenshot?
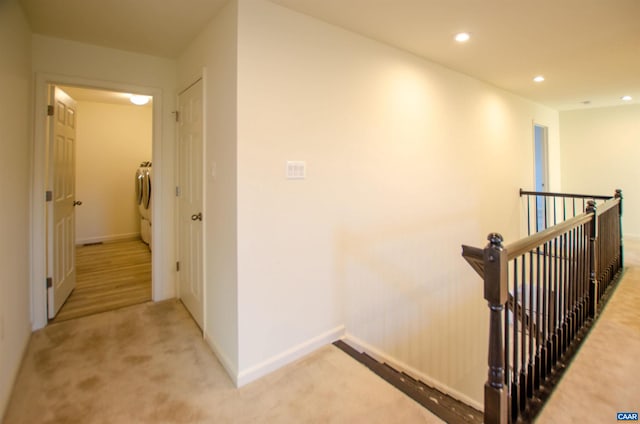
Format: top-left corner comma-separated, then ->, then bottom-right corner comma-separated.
615,189 -> 623,268
483,233 -> 508,424
586,200 -> 598,318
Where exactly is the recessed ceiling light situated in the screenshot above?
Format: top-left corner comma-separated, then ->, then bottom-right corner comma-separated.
621,95 -> 632,101
533,75 -> 545,83
130,94 -> 150,106
454,32 -> 470,43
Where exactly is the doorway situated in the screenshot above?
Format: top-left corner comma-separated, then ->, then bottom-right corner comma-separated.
534,124 -> 549,231
31,74 -> 164,330
49,85 -> 153,322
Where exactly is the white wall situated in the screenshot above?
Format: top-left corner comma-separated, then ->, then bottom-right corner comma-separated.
560,105 -> 639,238
178,1 -> 239,379
74,100 -> 152,244
0,0 -> 32,417
31,35 -> 177,325
236,0 -> 560,405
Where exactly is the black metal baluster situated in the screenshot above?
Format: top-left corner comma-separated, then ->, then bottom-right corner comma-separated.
562,232 -> 570,352
535,246 -> 542,390
572,199 -> 576,218
543,196 -> 548,230
555,234 -> 561,360
520,254 -> 527,414
543,240 -> 550,378
526,195 -> 532,236
505,281 -> 510,389
587,201 -> 598,318
559,232 -> 565,353
577,225 -> 584,328
535,195 -> 540,233
504,269 -> 512,422
568,228 -> 574,343
551,236 -> 558,367
512,258 -> 520,422
571,227 -> 577,340
580,224 -> 588,327
527,251 -> 534,398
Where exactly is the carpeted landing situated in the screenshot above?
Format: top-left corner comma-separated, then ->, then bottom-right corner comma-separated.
3,300 -> 443,423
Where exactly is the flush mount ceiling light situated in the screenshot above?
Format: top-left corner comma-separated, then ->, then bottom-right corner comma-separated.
621,95 -> 632,101
130,94 -> 151,105
533,75 -> 545,83
454,32 -> 471,43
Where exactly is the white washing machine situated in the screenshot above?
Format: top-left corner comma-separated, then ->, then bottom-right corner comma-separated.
136,162 -> 152,249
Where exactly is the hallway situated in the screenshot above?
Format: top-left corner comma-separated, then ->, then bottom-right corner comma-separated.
2,244 -> 638,422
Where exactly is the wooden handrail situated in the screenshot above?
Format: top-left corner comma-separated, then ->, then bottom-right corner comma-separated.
596,197 -> 620,217
465,198 -> 620,271
461,245 -> 484,278
506,213 -> 593,260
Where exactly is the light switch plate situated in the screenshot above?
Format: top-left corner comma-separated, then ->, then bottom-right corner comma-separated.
286,161 -> 306,179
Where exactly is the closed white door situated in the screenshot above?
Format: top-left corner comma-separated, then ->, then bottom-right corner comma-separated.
177,79 -> 204,329
47,86 -> 78,318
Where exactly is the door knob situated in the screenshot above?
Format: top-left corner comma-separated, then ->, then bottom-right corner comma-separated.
191,212 -> 202,221
73,200 -> 83,206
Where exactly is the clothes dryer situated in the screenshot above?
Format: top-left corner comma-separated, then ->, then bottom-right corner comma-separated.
144,165 -> 152,251
136,162 -> 152,247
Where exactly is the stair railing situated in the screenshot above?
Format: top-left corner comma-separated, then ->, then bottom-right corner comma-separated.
462,190 -> 623,423
519,188 -> 616,235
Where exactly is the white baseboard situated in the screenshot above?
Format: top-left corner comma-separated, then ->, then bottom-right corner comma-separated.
343,332 -> 483,412
204,331 -> 239,386
76,232 -> 140,245
236,325 -> 346,388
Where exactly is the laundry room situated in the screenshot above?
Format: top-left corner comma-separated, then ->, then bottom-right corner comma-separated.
63,86 -> 153,245
50,85 -> 153,322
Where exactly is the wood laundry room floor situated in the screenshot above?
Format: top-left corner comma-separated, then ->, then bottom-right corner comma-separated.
51,239 -> 151,323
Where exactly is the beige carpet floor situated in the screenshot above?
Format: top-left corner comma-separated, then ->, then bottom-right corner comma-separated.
3,300 -> 442,424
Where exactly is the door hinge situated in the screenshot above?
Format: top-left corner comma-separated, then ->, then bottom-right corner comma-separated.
45,190 -> 53,202
173,111 -> 180,123
46,277 -> 52,288
176,261 -> 180,272
47,105 -> 54,116
175,186 -> 181,197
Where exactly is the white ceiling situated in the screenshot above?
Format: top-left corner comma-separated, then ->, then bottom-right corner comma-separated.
20,0 -> 640,111
19,0 -> 228,58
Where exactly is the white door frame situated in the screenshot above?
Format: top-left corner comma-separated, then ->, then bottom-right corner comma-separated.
532,122 -> 550,231
533,122 -> 549,191
31,72 -> 163,330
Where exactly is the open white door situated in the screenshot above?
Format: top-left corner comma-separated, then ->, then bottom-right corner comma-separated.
47,86 -> 78,318
177,79 -> 204,329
